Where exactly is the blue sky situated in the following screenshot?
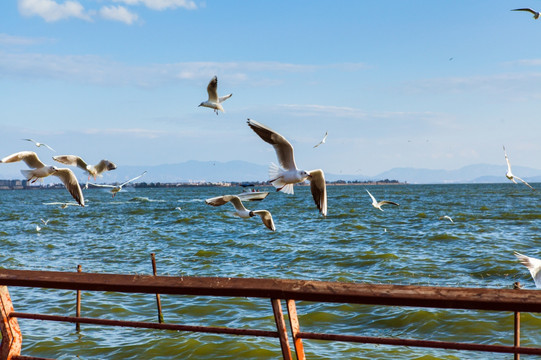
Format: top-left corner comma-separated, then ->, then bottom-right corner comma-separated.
2,0 -> 541,179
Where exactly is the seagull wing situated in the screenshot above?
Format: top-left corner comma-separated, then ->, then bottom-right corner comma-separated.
366,189 -> 377,206
205,195 -> 230,207
378,200 -> 400,207
512,8 -> 537,15
309,169 -> 327,216
207,76 -> 219,102
515,251 -> 541,288
94,160 -> 117,174
53,168 -> 85,207
42,143 -> 55,152
503,146 -> 512,173
314,131 -> 328,148
120,171 -> 147,187
53,155 -> 88,171
1,151 -> 45,168
87,183 -> 115,188
224,195 -> 249,212
514,175 -> 535,190
247,119 -> 297,170
218,93 -> 232,103
252,210 -> 276,231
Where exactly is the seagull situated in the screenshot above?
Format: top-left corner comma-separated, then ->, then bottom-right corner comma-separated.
0,151 -> 84,206
205,195 -> 276,231
198,76 -> 232,115
247,118 -> 327,216
439,215 -> 454,223
35,224 -> 41,232
503,146 -> 534,190
88,171 -> 147,197
514,251 -> 541,288
366,189 -> 399,211
512,8 -> 540,19
313,131 -> 328,148
53,155 -> 117,180
40,218 -> 50,225
22,138 -> 55,152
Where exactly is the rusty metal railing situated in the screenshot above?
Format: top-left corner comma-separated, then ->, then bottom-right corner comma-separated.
1,268 -> 541,359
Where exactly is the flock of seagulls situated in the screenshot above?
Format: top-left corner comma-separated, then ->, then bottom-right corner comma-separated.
4,75 -> 541,287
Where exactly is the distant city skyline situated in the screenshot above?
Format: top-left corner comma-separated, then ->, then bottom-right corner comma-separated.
2,1 -> 541,180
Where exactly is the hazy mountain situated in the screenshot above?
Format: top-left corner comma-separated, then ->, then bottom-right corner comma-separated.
1,160 -> 540,184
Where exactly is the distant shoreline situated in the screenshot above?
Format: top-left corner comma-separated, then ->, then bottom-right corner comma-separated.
0,179 -> 404,190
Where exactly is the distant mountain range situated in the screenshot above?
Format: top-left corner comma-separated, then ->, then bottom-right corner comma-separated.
1,160 -> 540,185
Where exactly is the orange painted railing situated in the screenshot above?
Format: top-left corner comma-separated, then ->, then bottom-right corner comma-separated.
1,269 -> 541,359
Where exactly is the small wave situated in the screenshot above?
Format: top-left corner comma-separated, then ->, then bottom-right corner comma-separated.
429,233 -> 459,241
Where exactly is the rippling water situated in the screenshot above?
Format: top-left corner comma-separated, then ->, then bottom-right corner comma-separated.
1,183 -> 541,359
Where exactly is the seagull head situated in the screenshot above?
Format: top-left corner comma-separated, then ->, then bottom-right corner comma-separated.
248,211 -> 255,218
49,165 -> 59,173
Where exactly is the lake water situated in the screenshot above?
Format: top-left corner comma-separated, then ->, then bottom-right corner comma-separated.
1,183 -> 540,359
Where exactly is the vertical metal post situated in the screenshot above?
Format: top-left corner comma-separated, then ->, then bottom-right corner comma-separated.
0,286 -> 22,360
76,265 -> 82,332
271,299 -> 292,360
151,253 -> 164,323
514,281 -> 521,360
286,299 -> 306,360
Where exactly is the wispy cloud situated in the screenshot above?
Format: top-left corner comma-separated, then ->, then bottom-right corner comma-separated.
83,128 -> 166,139
0,52 -> 367,87
0,33 -> 55,46
112,0 -> 197,11
99,5 -> 139,25
18,0 -> 92,22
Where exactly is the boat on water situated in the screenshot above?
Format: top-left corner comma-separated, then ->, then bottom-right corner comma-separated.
236,184 -> 269,201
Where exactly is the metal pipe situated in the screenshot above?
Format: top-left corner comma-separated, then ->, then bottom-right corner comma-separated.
10,312 -> 278,338
75,265 -> 81,332
150,253 -> 164,323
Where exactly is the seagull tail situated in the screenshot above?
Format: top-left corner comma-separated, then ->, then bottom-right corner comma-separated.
268,163 -> 292,193
20,169 -> 33,181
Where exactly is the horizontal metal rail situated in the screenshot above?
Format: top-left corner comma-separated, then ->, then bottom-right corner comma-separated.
1,269 -> 541,312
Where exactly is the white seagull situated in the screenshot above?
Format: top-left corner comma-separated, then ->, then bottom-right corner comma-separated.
198,76 -> 232,115
503,146 -> 534,190
0,151 -> 84,206
512,8 -> 540,19
88,171 -> 146,197
41,218 -> 50,225
205,195 -> 276,231
313,131 -> 328,148
439,215 -> 454,223
514,251 -> 541,288
247,118 -> 327,216
366,189 -> 399,211
53,155 -> 117,180
22,138 -> 55,152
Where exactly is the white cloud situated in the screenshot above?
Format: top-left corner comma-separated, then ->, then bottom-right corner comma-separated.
99,5 -> 139,25
18,0 -> 92,22
112,0 -> 197,11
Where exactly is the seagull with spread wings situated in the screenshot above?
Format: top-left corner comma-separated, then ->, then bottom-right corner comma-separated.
247,118 -> 327,216
503,146 -> 534,190
205,195 -> 276,231
0,151 -> 84,206
53,155 -> 117,180
366,189 -> 399,211
198,76 -> 232,115
313,131 -> 328,148
88,171 -> 146,197
22,138 -> 55,152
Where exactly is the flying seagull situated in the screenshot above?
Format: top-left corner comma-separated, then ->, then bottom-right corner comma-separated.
198,76 -> 232,115
514,251 -> 541,288
0,151 -> 84,206
439,215 -> 454,223
22,138 -> 55,152
247,118 -> 327,216
205,194 -> 276,231
512,8 -> 540,19
88,171 -> 147,197
53,155 -> 117,180
313,131 -> 328,148
503,146 -> 534,190
366,189 -> 399,211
